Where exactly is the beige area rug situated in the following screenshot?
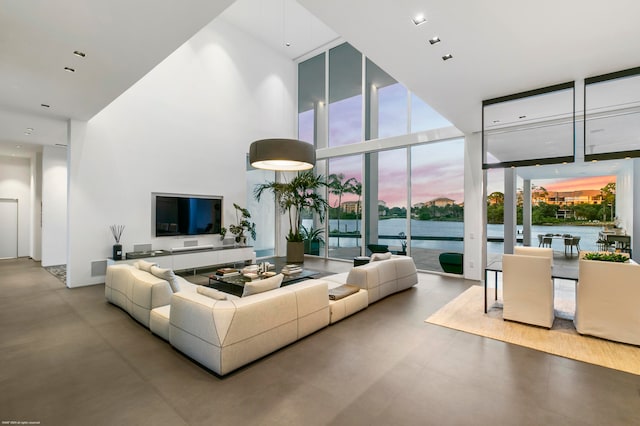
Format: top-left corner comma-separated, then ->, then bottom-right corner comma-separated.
426,285 -> 640,375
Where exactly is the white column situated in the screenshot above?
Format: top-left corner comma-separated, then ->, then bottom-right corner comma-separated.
463,133 -> 483,281
522,178 -> 531,246
503,168 -> 517,254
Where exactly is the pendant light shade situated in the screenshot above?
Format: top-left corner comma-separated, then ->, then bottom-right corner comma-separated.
249,138 -> 315,171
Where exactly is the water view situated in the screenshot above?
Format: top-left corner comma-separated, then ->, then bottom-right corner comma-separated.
306,218 -> 606,254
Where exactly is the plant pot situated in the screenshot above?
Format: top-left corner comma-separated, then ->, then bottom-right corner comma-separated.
304,239 -> 321,255
286,241 -> 305,263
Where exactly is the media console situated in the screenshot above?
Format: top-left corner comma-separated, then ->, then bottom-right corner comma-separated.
108,245 -> 256,273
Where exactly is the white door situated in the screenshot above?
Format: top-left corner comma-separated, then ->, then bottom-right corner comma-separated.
0,199 -> 18,259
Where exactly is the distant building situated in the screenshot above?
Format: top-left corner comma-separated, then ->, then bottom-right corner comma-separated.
341,201 -> 361,214
543,190 -> 603,206
426,197 -> 455,207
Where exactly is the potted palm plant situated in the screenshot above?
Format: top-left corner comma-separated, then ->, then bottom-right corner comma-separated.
254,171 -> 328,263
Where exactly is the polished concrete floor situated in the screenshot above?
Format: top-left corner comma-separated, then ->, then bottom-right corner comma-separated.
1,257 -> 639,426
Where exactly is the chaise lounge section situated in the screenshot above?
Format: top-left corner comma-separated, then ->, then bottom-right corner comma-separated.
169,279 -> 330,375
323,254 -> 418,304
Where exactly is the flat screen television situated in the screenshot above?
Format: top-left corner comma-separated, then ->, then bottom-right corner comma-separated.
154,194 -> 222,237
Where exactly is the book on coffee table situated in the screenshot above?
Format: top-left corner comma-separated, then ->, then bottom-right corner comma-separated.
216,268 -> 240,277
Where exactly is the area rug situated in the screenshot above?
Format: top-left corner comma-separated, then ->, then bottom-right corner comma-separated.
425,285 -> 640,375
44,264 -> 66,284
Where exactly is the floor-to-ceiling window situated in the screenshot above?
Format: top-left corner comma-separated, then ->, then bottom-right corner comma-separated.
329,43 -> 362,148
327,155 -> 362,260
298,42 -> 464,270
410,139 -> 465,272
374,149 -> 408,254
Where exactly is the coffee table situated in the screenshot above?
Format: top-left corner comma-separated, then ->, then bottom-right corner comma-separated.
206,268 -> 319,297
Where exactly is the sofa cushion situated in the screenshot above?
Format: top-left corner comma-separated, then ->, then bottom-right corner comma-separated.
197,286 -> 228,300
136,259 -> 157,272
371,252 -> 392,261
242,273 -> 284,297
150,265 -> 180,292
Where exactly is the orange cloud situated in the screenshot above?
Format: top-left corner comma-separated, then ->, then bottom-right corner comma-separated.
539,176 -> 615,192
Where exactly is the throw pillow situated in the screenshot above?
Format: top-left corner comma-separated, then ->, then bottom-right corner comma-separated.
242,273 -> 284,297
371,252 -> 392,261
135,259 -> 157,272
150,265 -> 181,292
197,286 -> 227,300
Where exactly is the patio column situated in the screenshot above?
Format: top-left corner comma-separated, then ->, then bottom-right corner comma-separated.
523,179 -> 532,246
504,168 -> 517,254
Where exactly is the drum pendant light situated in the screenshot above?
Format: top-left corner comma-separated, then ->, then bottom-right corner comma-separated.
249,138 -> 315,171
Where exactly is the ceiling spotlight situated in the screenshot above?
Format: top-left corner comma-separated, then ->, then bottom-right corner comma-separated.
26,128 -> 33,132
519,115 -> 526,119
442,54 -> 453,61
412,14 -> 427,26
429,36 -> 441,45
64,67 -> 75,72
285,42 -> 291,47
73,50 -> 86,58
41,104 -> 50,108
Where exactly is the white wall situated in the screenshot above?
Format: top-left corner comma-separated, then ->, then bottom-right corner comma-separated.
30,152 -> 42,261
0,156 -> 31,257
41,145 -> 68,266
67,18 -> 296,286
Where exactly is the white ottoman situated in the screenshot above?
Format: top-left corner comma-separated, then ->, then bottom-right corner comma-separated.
150,305 -> 171,341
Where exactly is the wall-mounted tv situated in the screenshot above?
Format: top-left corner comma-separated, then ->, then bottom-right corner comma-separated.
154,194 -> 222,237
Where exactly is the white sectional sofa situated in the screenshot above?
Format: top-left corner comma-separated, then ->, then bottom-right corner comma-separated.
104,254 -> 419,375
105,263 -> 197,328
324,254 -> 418,304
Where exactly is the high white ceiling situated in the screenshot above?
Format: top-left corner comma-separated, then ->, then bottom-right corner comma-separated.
0,0 -> 338,158
1,0 -> 639,181
0,0 -> 237,157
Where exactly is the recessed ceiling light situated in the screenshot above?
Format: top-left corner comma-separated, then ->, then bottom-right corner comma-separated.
73,50 -> 86,58
285,42 -> 291,47
429,36 -> 441,45
64,67 -> 75,72
562,162 -> 567,165
625,156 -> 631,160
41,104 -> 50,108
535,164 -> 541,167
412,14 -> 426,26
442,54 -> 453,61
591,159 -> 598,163
24,132 -> 31,135
26,128 -> 33,132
